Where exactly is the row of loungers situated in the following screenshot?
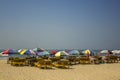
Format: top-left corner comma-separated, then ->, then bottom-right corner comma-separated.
7,55 -> 120,69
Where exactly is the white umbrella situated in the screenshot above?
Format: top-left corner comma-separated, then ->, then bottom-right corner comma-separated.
99,50 -> 112,56
112,50 -> 120,55
100,50 -> 109,53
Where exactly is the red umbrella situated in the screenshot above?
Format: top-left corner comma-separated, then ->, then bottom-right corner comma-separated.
2,49 -> 9,54
51,50 -> 57,55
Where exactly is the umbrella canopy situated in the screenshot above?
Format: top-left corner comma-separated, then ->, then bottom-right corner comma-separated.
112,50 -> 120,55
2,49 -> 9,54
33,48 -> 45,52
68,50 -> 80,55
18,49 -> 22,53
25,50 -> 36,55
99,50 -> 112,56
2,49 -> 15,54
51,50 -> 57,55
82,49 -> 95,56
19,49 -> 27,55
55,51 -> 69,57
37,51 -> 50,56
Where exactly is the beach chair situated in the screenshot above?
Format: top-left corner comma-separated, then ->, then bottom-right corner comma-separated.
109,56 -> 118,63
103,56 -> 113,63
103,56 -> 117,63
66,55 -> 79,65
91,56 -> 103,64
117,56 -> 120,61
7,57 -> 14,64
49,57 -> 60,63
53,59 -> 70,68
25,57 -> 38,66
43,59 -> 53,69
11,58 -> 26,66
34,59 -> 53,69
79,56 -> 91,64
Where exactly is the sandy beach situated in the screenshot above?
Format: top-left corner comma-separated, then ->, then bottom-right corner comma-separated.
0,60 -> 120,80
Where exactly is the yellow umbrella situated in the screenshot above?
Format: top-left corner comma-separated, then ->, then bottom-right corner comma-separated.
82,49 -> 91,54
55,51 -> 69,57
82,49 -> 95,56
19,49 -> 27,55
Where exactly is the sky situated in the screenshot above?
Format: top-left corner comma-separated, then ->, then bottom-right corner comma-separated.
0,0 -> 120,50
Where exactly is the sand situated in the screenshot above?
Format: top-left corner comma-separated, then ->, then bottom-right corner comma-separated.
0,60 -> 120,80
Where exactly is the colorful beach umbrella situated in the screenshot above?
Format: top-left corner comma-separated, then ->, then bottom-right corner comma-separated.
24,50 -> 36,55
2,49 -> 9,54
82,49 -> 95,56
30,50 -> 36,55
68,50 -> 80,55
99,50 -> 112,56
19,49 -> 27,55
18,49 -> 36,55
18,49 -> 22,53
55,51 -> 69,57
51,50 -> 57,55
112,50 -> 120,54
33,48 -> 45,52
112,50 -> 120,57
82,49 -> 94,56
2,49 -> 15,54
37,51 -> 50,56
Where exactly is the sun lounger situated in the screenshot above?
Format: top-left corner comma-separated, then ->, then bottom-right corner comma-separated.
53,59 -> 70,68
25,57 -> 38,66
34,59 -> 53,69
79,56 -> 91,64
49,57 -> 60,63
11,58 -> 26,66
7,57 -> 14,64
66,55 -> 80,65
105,56 -> 118,63
91,56 -> 103,64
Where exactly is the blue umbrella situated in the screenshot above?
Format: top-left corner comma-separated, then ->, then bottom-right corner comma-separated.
37,51 -> 50,56
9,49 -> 15,54
68,50 -> 80,55
25,50 -> 36,55
25,50 -> 31,55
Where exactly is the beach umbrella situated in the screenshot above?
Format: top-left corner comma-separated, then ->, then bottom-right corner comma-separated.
99,50 -> 112,56
51,50 -> 57,55
112,50 -> 120,55
55,51 -> 69,57
18,49 -> 22,53
100,50 -> 109,53
112,50 -> 120,54
2,49 -> 9,54
33,48 -> 45,52
2,49 -> 15,54
68,50 -> 80,55
25,50 -> 31,55
25,50 -> 36,55
19,49 -> 27,55
82,49 -> 95,56
37,51 -> 50,56
29,50 -> 36,55
1,49 -> 10,56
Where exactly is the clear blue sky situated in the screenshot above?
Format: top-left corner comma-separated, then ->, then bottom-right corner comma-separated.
0,0 -> 120,50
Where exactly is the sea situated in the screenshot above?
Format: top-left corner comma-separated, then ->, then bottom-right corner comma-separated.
0,49 -> 101,60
